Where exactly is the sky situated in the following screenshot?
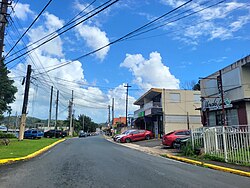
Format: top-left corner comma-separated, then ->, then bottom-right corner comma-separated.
3,0 -> 250,123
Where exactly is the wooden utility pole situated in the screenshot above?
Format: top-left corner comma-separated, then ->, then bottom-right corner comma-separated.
217,70 -> 226,126
0,0 -> 9,63
69,90 -> 73,136
124,83 -> 131,127
108,105 -> 110,125
55,90 -> 59,130
111,98 -> 114,125
48,86 -> 53,127
19,65 -> 32,141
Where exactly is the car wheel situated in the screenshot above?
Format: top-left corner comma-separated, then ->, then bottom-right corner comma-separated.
145,135 -> 150,140
172,141 -> 181,149
125,138 -> 131,143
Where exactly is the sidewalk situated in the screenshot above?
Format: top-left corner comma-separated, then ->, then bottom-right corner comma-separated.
105,136 -> 250,177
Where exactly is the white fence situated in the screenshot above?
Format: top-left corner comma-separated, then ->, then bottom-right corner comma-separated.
191,125 -> 250,165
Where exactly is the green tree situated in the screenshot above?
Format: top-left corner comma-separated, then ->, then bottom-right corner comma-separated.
74,114 -> 99,133
192,80 -> 200,91
0,60 -> 17,120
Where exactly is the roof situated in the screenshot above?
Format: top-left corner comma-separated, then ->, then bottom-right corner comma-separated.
134,88 -> 162,105
202,54 -> 250,79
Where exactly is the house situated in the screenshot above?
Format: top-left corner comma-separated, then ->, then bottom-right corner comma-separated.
133,88 -> 202,137
200,55 -> 250,126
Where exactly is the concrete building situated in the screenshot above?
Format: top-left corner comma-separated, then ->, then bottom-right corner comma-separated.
133,88 -> 202,137
200,55 -> 250,126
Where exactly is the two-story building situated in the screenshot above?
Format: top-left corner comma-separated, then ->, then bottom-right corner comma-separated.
133,88 -> 202,137
200,55 -> 250,126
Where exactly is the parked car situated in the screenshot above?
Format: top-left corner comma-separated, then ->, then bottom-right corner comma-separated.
119,129 -> 154,143
113,130 -> 134,142
44,130 -> 67,138
24,129 -> 44,139
162,130 -> 190,148
79,131 -> 87,138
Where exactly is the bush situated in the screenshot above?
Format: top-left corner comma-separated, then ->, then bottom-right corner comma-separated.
0,131 -> 16,139
181,141 -> 195,156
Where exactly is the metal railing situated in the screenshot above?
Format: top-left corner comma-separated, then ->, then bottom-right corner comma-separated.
191,125 -> 250,165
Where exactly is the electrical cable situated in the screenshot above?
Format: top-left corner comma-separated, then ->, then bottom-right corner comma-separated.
31,0 -> 193,76
5,0 -> 53,57
4,0 -> 119,65
6,0 -> 99,59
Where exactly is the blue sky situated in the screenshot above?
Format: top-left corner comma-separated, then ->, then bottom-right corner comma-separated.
4,0 -> 250,123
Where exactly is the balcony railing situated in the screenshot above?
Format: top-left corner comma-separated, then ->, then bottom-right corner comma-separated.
134,101 -> 162,118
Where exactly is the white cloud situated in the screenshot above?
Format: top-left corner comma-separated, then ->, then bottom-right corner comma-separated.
27,13 -> 64,57
120,52 -> 180,90
107,84 -> 138,117
14,3 -> 34,21
76,24 -> 110,61
160,0 -> 250,44
8,9 -> 111,123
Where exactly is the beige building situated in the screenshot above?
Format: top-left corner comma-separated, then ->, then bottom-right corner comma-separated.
133,88 -> 202,137
200,55 -> 250,126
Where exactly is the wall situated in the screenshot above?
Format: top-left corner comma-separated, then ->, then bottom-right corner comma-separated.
162,90 -> 202,134
246,102 -> 250,125
241,66 -> 250,98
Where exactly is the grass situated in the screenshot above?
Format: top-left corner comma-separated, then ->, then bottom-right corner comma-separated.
0,138 -> 61,159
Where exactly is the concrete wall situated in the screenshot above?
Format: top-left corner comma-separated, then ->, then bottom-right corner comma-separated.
242,66 -> 250,98
162,90 -> 202,134
246,102 -> 250,125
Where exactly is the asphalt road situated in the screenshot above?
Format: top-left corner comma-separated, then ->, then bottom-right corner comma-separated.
0,136 -> 250,188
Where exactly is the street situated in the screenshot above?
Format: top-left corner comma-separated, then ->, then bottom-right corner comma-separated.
0,136 -> 250,188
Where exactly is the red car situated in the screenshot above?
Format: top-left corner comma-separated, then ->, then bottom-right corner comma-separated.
120,129 -> 153,143
162,130 -> 190,147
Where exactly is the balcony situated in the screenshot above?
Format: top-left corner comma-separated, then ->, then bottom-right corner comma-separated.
134,101 -> 162,118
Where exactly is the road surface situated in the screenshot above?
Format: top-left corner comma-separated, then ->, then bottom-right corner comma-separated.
0,136 -> 249,188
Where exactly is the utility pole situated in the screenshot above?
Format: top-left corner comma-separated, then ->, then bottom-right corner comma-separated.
69,90 -> 73,136
0,0 -> 9,63
217,70 -> 226,126
82,115 -> 84,132
55,90 -> 59,130
124,83 -> 131,127
19,65 -> 32,141
108,105 -> 110,125
112,98 -> 114,125
187,112 -> 190,130
15,111 -> 18,135
48,86 -> 53,127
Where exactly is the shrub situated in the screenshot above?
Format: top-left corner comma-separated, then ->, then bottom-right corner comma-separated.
181,141 -> 195,156
0,131 -> 16,139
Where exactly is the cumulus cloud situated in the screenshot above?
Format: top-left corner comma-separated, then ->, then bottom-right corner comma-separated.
76,24 -> 110,61
120,52 -> 180,90
7,7 -> 111,122
27,12 -> 65,57
107,84 -> 138,117
14,3 -> 34,21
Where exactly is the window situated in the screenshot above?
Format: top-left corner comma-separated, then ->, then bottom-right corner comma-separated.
175,131 -> 186,135
170,93 -> 180,103
193,94 -> 200,103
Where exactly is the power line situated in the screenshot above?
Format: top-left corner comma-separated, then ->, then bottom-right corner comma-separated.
6,0 -> 99,59
121,0 -> 226,41
4,0 -> 119,65
5,0 -> 53,57
31,0 -> 193,76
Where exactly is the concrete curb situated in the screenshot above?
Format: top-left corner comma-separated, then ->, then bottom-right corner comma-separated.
0,139 -> 65,165
162,154 -> 250,178
104,135 -> 250,178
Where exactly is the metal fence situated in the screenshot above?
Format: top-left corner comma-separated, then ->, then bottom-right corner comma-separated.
191,125 -> 250,165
